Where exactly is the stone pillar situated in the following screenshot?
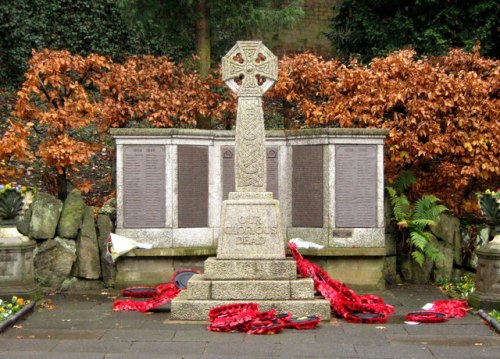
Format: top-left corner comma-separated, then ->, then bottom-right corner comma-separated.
217,41 -> 285,259
171,41 -> 330,320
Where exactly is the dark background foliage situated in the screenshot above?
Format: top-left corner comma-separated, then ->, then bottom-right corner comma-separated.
0,0 -> 134,86
328,0 -> 499,62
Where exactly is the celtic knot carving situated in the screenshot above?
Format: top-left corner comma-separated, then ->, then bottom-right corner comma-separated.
235,98 -> 266,190
222,41 -> 278,97
223,41 -> 278,192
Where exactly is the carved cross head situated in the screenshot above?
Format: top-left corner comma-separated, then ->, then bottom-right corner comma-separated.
222,41 -> 278,97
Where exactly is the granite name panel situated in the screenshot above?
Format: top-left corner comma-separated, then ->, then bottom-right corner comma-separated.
178,145 -> 209,228
292,145 -> 323,228
123,145 -> 166,228
222,146 -> 279,200
335,145 -> 377,228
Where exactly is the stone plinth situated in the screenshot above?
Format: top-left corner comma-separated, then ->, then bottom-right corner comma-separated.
469,235 -> 500,310
171,268 -> 331,320
217,192 -> 285,259
0,226 -> 39,298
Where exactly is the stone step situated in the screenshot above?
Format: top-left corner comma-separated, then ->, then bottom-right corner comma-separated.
186,274 -> 314,300
203,257 -> 297,280
171,291 -> 332,321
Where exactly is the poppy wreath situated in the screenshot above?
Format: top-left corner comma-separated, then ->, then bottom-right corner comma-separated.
207,303 -> 320,334
113,269 -> 200,312
404,299 -> 470,323
288,241 -> 394,324
428,299 -> 470,318
405,311 -> 447,323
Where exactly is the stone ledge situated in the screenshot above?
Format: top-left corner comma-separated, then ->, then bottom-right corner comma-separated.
204,257 -> 297,280
125,247 -> 217,257
171,295 -> 331,321
110,128 -> 389,138
123,246 -> 386,257
286,247 -> 387,256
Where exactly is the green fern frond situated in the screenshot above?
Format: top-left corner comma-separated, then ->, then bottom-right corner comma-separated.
424,242 -> 445,263
414,195 -> 447,221
410,230 -> 429,251
393,171 -> 416,194
411,251 -> 425,267
389,193 -> 411,222
412,219 -> 436,229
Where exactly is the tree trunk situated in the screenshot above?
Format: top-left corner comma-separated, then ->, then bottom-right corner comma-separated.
57,168 -> 68,201
196,0 -> 211,79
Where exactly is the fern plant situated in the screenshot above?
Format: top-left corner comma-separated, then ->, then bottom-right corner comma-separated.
0,188 -> 25,223
386,172 -> 448,267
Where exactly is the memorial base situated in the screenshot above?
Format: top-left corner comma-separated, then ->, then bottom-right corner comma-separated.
468,236 -> 500,310
170,258 -> 331,321
0,226 -> 39,299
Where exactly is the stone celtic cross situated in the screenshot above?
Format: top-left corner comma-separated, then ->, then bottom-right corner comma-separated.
222,41 -> 278,193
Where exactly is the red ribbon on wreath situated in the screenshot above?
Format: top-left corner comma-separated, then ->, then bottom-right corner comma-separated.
288,241 -> 394,323
112,269 -> 200,312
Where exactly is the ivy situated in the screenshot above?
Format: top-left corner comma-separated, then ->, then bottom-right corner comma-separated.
0,0 -> 135,86
328,0 -> 499,62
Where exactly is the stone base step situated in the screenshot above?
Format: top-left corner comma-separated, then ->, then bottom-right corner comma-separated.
171,291 -> 332,321
203,257 -> 297,280
187,274 -> 314,300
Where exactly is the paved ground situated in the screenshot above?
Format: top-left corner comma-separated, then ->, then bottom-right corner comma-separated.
0,284 -> 498,358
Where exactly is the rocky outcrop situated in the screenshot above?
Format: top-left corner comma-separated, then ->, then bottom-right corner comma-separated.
57,189 -> 85,239
29,192 -> 63,240
72,206 -> 101,279
34,237 -> 76,289
431,213 -> 462,266
97,214 -> 115,287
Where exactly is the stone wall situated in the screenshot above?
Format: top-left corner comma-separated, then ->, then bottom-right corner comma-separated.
15,189 -> 115,291
111,128 -> 391,289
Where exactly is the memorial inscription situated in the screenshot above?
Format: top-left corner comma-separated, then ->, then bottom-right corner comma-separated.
123,145 -> 165,228
335,145 -> 377,228
178,145 -> 209,228
292,145 -> 323,228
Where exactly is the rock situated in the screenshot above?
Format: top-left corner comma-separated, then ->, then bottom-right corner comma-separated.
99,198 -> 116,218
29,192 -> 63,240
72,206 -> 101,279
15,207 -> 32,236
383,256 -> 397,285
400,256 -> 434,284
34,237 -> 76,289
431,213 -> 462,266
57,189 -> 85,239
467,224 -> 490,270
433,240 -> 454,281
385,232 -> 397,256
97,214 -> 115,287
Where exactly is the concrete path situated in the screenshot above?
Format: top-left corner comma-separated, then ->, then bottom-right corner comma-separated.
0,284 -> 498,358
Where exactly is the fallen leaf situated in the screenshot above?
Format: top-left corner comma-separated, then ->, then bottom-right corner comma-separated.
13,325 -> 23,329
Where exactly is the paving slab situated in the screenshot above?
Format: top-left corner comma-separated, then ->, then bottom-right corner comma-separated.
354,343 -> 435,359
0,285 -> 498,359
